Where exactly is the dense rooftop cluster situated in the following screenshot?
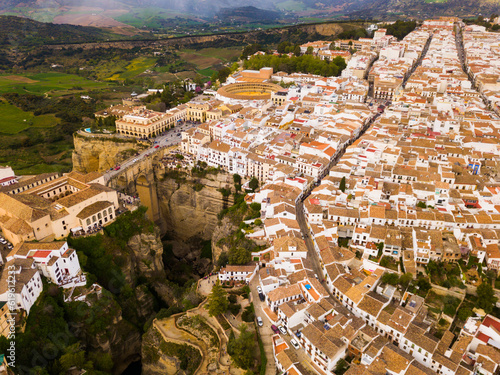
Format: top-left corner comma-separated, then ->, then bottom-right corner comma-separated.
213,17 -> 500,375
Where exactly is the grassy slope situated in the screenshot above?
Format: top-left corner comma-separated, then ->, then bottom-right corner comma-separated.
0,73 -> 111,96
0,100 -> 59,134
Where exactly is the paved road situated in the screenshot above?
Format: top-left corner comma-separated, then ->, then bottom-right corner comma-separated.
294,30 -> 435,295
103,121 -> 198,181
250,276 -> 280,375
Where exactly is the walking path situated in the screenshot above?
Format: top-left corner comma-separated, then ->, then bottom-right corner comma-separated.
153,278 -> 247,375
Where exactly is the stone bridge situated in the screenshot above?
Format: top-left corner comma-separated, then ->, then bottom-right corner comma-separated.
106,148 -> 167,224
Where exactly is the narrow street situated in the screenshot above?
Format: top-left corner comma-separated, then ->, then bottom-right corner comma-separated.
295,29 -> 435,294
455,24 -> 499,116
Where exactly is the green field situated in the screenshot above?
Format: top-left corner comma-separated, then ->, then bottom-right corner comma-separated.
179,47 -> 241,76
115,8 -> 189,28
104,57 -> 158,81
0,100 -> 59,134
0,73 -> 111,96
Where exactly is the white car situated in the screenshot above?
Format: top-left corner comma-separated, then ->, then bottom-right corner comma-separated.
257,317 -> 263,326
257,286 -> 262,294
279,326 -> 287,335
290,338 -> 300,350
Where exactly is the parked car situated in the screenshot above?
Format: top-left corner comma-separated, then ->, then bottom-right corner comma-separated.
154,145 -> 160,148
290,338 -> 300,350
279,326 -> 287,335
258,293 -> 265,302
114,166 -> 121,170
257,317 -> 263,327
271,325 -> 280,334
256,286 -> 262,294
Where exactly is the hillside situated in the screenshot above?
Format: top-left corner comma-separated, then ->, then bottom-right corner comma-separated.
347,0 -> 500,20
0,16 -> 126,46
217,6 -> 281,22
2,0 -> 500,21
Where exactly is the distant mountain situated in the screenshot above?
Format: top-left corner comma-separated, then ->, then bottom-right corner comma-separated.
1,0 -> 500,23
0,15 -> 124,47
345,0 -> 500,20
216,6 -> 281,22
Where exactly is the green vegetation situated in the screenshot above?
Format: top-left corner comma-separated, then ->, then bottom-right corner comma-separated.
0,92 -> 103,174
0,100 -> 58,134
334,359 -> 349,375
380,20 -> 417,40
227,324 -> 258,370
216,194 -> 265,266
244,53 -> 346,77
257,330 -> 267,375
207,281 -> 229,317
336,27 -> 368,40
426,260 -> 465,289
0,15 -> 125,49
339,176 -> 346,193
425,291 -> 461,317
0,73 -> 111,96
476,282 -> 498,314
158,336 -> 202,374
242,303 -> 256,322
0,284 -> 122,373
380,256 -> 398,271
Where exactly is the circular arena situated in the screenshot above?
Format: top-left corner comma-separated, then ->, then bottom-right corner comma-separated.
217,82 -> 283,101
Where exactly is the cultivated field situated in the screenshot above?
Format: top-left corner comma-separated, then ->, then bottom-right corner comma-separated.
0,73 -> 111,96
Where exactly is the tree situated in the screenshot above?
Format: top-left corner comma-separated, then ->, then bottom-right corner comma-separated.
206,281 -> 229,317
306,46 -> 314,55
293,45 -> 301,57
398,273 -> 413,290
416,201 -> 427,208
334,358 -> 348,375
249,177 -> 259,192
227,324 -> 256,369
233,173 -> 242,184
229,247 -> 251,265
476,282 -> 498,314
457,306 -> 473,321
339,176 -> 346,193
217,67 -> 232,84
381,272 -> 399,285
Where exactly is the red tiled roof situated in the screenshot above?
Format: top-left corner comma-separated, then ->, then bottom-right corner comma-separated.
30,250 -> 52,259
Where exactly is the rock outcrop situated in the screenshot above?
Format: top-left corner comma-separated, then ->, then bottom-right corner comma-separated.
211,216 -> 237,265
157,173 -> 234,241
72,132 -> 146,173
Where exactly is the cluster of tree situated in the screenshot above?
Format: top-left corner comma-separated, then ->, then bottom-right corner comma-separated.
476,282 -> 498,314
464,15 -> 500,31
381,272 -> 413,289
0,15 -> 124,47
227,325 -> 257,370
244,54 -> 346,77
3,93 -> 98,120
0,205 -> 207,374
142,81 -> 195,109
380,20 -> 417,40
337,27 -> 368,40
0,286 -> 116,373
240,43 -> 267,60
94,115 -> 116,129
276,41 -> 301,56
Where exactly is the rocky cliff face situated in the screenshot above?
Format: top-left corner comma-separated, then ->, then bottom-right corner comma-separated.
157,173 -> 234,242
72,133 -> 146,173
